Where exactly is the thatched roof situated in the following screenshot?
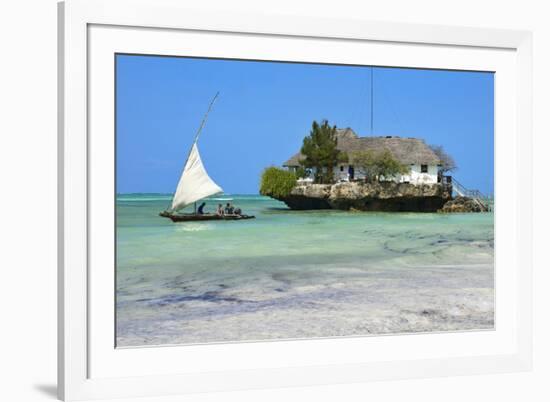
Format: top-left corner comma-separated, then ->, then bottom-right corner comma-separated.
283,128 -> 441,167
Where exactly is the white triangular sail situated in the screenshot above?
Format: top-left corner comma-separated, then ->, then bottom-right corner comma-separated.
170,143 -> 223,211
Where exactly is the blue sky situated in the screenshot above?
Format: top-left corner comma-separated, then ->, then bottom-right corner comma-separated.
116,55 -> 494,195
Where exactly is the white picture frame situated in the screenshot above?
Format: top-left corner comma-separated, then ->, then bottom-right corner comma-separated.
58,0 -> 533,400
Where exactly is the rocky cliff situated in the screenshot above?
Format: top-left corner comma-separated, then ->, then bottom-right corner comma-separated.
267,182 -> 452,212
438,196 -> 486,213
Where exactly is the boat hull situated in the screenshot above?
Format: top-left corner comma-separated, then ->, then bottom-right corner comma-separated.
159,212 -> 255,222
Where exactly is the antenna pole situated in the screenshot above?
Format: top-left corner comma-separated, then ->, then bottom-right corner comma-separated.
193,91 -> 220,144
370,67 -> 374,135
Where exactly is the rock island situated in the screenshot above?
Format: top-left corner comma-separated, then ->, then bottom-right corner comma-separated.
260,122 -> 489,213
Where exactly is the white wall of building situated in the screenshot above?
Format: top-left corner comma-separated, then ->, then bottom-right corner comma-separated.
401,164 -> 439,184
330,164 -> 439,184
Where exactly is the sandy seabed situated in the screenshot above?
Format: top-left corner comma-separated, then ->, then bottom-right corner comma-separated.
116,260 -> 493,346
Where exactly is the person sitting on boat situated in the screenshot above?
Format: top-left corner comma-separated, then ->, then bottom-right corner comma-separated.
225,203 -> 234,215
197,202 -> 206,215
234,207 -> 242,216
216,204 -> 224,216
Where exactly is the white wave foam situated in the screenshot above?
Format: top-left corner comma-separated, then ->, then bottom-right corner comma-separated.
173,223 -> 213,232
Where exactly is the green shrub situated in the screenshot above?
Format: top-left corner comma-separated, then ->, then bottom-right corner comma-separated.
260,167 -> 297,198
351,149 -> 410,182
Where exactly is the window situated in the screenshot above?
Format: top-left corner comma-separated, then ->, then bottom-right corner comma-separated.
340,165 -> 344,172
421,164 -> 428,173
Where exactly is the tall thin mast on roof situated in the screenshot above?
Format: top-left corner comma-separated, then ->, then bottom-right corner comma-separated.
370,66 -> 374,135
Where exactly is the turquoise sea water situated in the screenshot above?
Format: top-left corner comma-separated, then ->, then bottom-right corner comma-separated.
116,194 -> 494,347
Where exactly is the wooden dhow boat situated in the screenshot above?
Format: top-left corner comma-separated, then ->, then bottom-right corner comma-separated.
159,92 -> 255,222
159,211 -> 255,222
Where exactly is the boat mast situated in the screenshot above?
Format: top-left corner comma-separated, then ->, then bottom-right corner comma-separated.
165,92 -> 220,212
193,91 -> 219,144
